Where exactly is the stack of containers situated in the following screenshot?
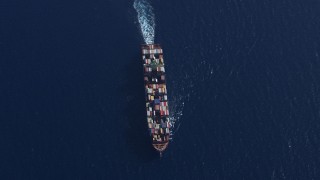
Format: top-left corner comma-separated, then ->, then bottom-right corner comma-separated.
142,44 -> 171,143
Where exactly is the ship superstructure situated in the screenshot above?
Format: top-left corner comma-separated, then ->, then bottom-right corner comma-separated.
142,44 -> 170,156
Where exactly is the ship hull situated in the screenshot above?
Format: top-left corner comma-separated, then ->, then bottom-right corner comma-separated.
141,44 -> 170,155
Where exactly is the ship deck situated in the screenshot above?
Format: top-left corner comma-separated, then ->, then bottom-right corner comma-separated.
142,44 -> 171,154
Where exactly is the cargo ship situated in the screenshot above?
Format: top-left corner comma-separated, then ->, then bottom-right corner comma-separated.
142,44 -> 171,157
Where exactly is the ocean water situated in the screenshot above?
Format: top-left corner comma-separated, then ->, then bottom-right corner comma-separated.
1,0 -> 320,179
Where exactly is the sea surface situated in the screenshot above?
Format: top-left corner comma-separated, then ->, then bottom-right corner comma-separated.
1,0 -> 320,179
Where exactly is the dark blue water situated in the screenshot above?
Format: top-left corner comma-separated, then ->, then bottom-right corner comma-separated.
1,0 -> 320,179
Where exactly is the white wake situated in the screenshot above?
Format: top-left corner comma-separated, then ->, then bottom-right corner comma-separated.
133,0 -> 155,44
169,98 -> 184,139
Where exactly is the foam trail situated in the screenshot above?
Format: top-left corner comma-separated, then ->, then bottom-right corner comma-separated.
133,0 -> 155,44
169,99 -> 184,139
